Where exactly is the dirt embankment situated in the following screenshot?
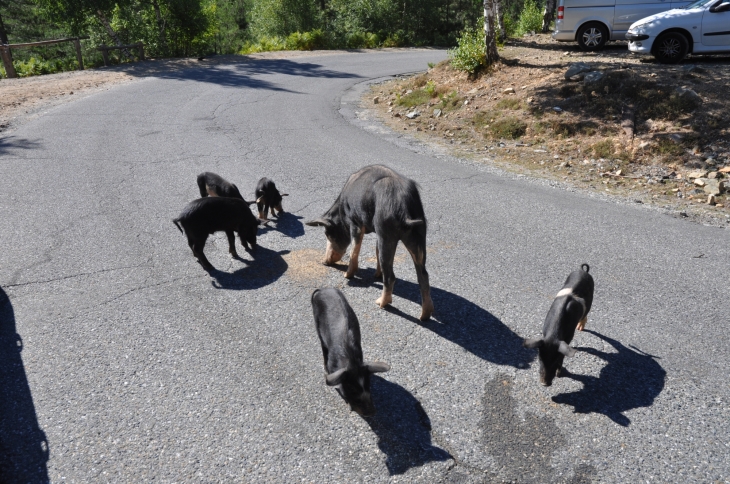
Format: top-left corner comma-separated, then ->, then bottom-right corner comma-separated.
366,35 -> 730,226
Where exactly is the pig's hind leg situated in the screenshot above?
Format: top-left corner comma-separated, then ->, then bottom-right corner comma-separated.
375,236 -> 398,308
189,235 -> 213,270
403,236 -> 434,321
576,315 -> 588,331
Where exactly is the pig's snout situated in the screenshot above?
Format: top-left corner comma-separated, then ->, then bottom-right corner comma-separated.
324,241 -> 344,265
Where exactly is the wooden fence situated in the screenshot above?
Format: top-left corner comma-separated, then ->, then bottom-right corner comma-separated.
0,37 -> 87,79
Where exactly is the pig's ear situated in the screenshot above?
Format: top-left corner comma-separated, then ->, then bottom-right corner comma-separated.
305,218 -> 330,227
325,368 -> 347,386
558,341 -> 577,357
364,361 -> 390,374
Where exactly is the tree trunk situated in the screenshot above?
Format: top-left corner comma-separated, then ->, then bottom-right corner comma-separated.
0,11 -> 9,45
542,0 -> 557,33
151,0 -> 168,56
495,0 -> 505,41
96,9 -> 134,61
483,0 -> 499,65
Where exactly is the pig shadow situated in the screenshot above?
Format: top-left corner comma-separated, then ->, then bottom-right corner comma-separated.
0,287 -> 49,483
258,212 -> 305,239
345,268 -> 534,369
551,330 -> 666,426
365,376 -> 451,475
209,246 -> 289,290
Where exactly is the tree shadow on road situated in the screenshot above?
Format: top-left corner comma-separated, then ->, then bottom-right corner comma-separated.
0,136 -> 43,157
346,268 -> 534,369
0,287 -> 49,483
116,57 -> 362,91
209,246 -> 289,290
364,375 -> 451,475
551,329 -> 666,426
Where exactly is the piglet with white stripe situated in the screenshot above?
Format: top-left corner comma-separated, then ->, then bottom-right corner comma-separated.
524,264 -> 594,386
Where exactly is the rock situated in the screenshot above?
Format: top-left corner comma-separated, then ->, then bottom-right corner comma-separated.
616,169 -> 623,176
433,109 -> 442,118
534,149 -> 547,153
694,178 -> 707,187
687,170 -> 708,179
526,97 -> 534,103
554,154 -> 560,159
704,179 -> 725,195
707,194 -> 716,205
569,73 -> 586,82
406,110 -> 420,119
564,62 -> 592,80
503,87 -> 515,94
675,87 -> 702,104
669,133 -> 683,143
406,89 -> 413,94
553,106 -> 563,112
584,71 -> 604,84
387,101 -> 393,106
682,64 -> 696,73
373,96 -> 380,104
705,157 -> 716,165
719,166 -> 730,173
638,141 -> 651,149
393,112 -> 401,118
708,172 -> 718,179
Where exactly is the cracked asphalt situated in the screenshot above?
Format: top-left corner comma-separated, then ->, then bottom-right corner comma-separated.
1,49 -> 729,483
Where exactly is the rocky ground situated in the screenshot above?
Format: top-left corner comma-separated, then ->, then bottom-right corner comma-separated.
365,35 -> 730,226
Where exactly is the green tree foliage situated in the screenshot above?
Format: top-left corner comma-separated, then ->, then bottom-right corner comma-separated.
448,26 -> 485,74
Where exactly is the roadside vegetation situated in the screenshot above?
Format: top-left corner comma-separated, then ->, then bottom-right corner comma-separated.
372,34 -> 730,223
1,0 -> 556,78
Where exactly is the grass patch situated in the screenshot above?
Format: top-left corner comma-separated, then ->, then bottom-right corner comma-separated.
471,110 -> 502,129
436,90 -> 463,112
496,98 -> 522,110
590,139 -> 614,158
397,89 -> 432,107
489,117 -> 527,139
653,139 -> 684,157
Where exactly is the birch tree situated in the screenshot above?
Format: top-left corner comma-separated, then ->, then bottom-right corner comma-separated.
483,0 -> 499,65
542,0 -> 557,33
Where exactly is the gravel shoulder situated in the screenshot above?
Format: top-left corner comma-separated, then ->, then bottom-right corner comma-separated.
363,35 -> 730,227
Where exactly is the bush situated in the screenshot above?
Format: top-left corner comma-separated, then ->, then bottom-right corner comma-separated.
346,32 -> 380,49
448,27 -> 485,75
489,117 -> 527,139
286,29 -> 329,50
516,0 -> 544,36
3,57 -> 79,78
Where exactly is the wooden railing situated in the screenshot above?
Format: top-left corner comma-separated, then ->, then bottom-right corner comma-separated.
0,37 -> 87,79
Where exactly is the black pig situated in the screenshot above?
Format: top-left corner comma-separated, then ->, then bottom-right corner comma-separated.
524,264 -> 594,386
305,165 -> 434,321
255,177 -> 288,220
173,197 -> 267,270
311,287 -> 390,417
197,172 -> 252,203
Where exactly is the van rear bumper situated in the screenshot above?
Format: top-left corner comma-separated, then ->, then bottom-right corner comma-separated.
552,30 -> 576,41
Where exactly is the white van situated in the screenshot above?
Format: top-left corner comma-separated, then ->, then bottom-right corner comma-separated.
552,0 -> 691,50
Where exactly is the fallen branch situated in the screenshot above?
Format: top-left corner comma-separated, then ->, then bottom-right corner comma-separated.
599,172 -> 643,179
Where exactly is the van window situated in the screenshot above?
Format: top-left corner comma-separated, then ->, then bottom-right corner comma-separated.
683,0 -> 715,8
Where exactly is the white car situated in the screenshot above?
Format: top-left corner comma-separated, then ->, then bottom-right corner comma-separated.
626,0 -> 730,63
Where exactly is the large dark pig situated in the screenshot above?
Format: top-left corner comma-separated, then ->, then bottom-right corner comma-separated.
255,177 -> 288,220
197,172 -> 250,202
311,287 -> 390,417
173,197 -> 267,270
524,264 -> 594,386
305,165 -> 434,321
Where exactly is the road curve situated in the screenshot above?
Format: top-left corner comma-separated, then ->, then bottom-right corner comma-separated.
1,50 -> 728,483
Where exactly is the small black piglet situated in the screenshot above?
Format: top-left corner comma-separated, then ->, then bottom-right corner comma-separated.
311,287 -> 389,417
255,177 -> 288,220
173,197 -> 267,270
524,264 -> 594,386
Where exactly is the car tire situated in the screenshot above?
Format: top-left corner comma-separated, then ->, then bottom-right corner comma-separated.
577,22 -> 608,51
653,32 -> 689,64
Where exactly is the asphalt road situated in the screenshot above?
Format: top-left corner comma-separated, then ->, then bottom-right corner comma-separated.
1,49 -> 729,483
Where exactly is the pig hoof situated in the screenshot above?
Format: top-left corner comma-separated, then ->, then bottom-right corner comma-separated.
345,270 -> 356,279
419,299 -> 434,321
375,296 -> 392,308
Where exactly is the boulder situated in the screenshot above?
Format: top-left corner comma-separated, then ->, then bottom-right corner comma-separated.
564,62 -> 592,80
584,71 -> 604,84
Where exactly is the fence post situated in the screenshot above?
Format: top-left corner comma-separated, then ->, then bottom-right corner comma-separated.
0,45 -> 17,79
73,38 -> 84,70
137,42 -> 145,61
99,45 -> 109,66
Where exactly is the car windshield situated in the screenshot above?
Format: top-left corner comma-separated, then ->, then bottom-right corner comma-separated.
683,0 -> 716,8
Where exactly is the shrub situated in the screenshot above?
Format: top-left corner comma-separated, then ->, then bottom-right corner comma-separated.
590,139 -> 614,158
516,0 -> 544,36
286,29 -> 329,50
496,98 -> 522,110
448,26 -> 485,75
490,117 -> 527,139
398,89 -> 432,107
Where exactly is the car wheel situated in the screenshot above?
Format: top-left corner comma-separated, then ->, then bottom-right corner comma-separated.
653,32 -> 689,64
577,22 -> 608,51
